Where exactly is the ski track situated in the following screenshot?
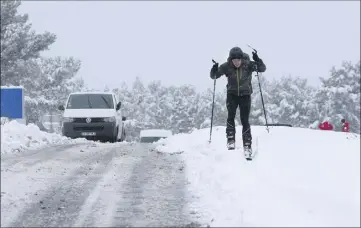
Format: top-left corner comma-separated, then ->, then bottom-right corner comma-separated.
1,142 -> 199,227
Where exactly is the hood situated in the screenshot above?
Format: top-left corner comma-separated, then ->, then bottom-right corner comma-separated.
229,47 -> 244,59
228,46 -> 250,60
63,109 -> 116,118
227,49 -> 251,68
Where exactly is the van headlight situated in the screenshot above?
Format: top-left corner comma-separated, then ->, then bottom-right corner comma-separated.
103,117 -> 116,122
63,117 -> 74,123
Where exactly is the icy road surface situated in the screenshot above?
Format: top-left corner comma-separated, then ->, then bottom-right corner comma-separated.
1,142 -> 199,227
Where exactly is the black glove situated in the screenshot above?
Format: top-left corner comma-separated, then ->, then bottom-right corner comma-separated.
211,62 -> 219,72
252,63 -> 258,72
252,51 -> 260,62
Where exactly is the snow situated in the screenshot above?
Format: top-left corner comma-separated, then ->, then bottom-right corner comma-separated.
350,93 -> 359,102
0,120 -> 87,155
290,84 -> 301,93
155,125 -> 360,227
70,91 -> 116,95
329,86 -> 349,94
1,117 -> 10,125
290,111 -> 300,119
25,95 -> 54,105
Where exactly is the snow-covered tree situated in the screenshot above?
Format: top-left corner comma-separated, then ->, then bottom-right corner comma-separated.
24,57 -> 84,123
250,75 -> 272,126
196,88 -> 218,129
168,84 -> 199,133
316,61 -> 360,133
146,80 -> 171,129
1,1 -> 84,124
1,0 -> 56,85
263,76 -> 318,127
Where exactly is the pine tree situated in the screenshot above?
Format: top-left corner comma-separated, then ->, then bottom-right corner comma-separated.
1,0 -> 56,85
317,61 -> 360,133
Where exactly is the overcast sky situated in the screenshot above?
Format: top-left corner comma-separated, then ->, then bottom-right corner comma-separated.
19,1 -> 360,92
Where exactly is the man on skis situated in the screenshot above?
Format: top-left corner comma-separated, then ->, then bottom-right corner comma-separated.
210,46 -> 266,156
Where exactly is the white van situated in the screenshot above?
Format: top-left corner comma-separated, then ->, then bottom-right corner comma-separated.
58,92 -> 126,142
140,129 -> 172,143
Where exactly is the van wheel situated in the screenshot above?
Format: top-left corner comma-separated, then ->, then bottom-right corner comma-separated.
110,127 -> 118,143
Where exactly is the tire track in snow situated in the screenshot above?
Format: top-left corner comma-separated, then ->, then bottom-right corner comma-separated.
7,145 -> 123,227
112,144 -> 198,227
73,150 -> 141,227
1,143 -> 89,172
3,143 -> 200,227
0,143 -> 97,227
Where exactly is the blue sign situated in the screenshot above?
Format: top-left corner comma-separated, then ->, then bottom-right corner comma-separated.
1,87 -> 24,119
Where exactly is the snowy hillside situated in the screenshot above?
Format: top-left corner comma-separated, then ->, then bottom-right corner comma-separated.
155,126 -> 360,227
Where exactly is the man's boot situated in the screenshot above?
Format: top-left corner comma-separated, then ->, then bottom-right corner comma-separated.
243,133 -> 252,158
226,131 -> 235,150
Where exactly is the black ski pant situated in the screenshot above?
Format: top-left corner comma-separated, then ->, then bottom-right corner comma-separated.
226,93 -> 252,146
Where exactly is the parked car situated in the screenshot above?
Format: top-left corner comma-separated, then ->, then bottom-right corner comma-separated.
139,129 -> 172,143
58,92 -> 126,142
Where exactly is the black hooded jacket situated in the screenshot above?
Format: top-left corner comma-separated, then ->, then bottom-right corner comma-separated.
210,47 -> 266,96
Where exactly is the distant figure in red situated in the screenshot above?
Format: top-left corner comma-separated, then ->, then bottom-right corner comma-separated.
318,121 -> 333,131
341,118 -> 350,132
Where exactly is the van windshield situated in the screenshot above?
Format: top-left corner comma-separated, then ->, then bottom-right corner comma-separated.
66,94 -> 114,109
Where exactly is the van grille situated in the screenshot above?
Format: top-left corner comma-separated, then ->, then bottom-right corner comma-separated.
73,126 -> 104,131
73,118 -> 104,123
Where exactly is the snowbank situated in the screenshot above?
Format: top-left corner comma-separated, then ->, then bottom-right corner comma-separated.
1,120 -> 87,155
1,117 -> 10,125
155,126 -> 360,227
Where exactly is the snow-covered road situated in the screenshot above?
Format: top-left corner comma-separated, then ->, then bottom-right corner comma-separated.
1,142 -> 198,227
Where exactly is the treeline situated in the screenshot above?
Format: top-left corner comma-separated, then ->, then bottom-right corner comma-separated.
105,61 -> 359,141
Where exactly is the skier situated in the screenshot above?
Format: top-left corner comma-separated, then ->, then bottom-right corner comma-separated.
210,46 -> 266,154
341,118 -> 350,132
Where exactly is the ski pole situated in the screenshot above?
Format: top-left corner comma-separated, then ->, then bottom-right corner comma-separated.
209,59 -> 217,143
247,44 -> 269,133
247,44 -> 257,54
256,71 -> 269,133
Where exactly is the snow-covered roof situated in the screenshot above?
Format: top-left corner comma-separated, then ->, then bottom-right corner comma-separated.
140,129 -> 173,138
